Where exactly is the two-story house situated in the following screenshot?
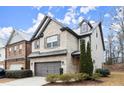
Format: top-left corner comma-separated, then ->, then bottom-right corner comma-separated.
29,16 -> 105,76
5,30 -> 31,70
0,38 -> 6,68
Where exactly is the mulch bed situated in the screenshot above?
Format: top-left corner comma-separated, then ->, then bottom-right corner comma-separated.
0,78 -> 16,83
43,80 -> 103,86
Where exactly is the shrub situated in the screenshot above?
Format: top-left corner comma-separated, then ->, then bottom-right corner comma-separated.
104,69 -> 110,75
73,73 -> 89,81
73,73 -> 84,81
5,70 -> 33,78
82,73 -> 90,80
59,74 -> 72,83
91,73 -> 101,80
0,68 -> 5,78
46,74 -> 59,83
95,68 -> 110,77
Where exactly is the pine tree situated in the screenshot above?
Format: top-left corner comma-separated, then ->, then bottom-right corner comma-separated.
86,41 -> 93,76
80,40 -> 93,76
80,39 -> 86,73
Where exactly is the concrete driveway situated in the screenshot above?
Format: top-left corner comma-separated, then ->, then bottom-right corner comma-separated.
0,77 -> 47,86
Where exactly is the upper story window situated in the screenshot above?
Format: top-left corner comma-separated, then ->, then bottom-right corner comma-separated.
46,35 -> 59,48
14,46 -> 17,51
19,44 -> 22,49
8,47 -> 12,56
82,23 -> 88,32
9,48 -> 11,52
34,39 -> 40,49
19,44 -> 22,54
96,32 -> 98,38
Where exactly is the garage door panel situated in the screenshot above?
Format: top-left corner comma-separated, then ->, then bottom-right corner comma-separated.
35,62 -> 61,76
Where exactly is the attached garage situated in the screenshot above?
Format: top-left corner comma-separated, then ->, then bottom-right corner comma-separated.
35,62 -> 61,76
0,65 -> 4,69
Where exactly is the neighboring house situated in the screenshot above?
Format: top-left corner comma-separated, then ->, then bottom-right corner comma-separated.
5,30 -> 31,70
29,16 -> 105,76
0,38 -> 6,68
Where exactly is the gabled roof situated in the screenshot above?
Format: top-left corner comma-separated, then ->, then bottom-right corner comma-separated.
6,29 -> 31,45
30,15 -> 105,50
79,19 -> 93,29
30,15 -> 82,41
30,15 -> 48,41
0,38 -> 6,48
98,22 -> 105,50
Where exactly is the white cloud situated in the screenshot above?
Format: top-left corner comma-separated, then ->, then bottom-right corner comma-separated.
111,23 -> 121,32
104,37 -> 108,42
62,6 -> 79,26
112,35 -> 118,41
48,6 -> 53,11
33,6 -> 43,11
78,16 -> 84,23
90,20 -> 95,24
0,27 -> 13,39
80,6 -> 97,14
26,13 -> 44,34
47,12 -> 54,18
104,13 -> 110,17
63,15 -> 71,25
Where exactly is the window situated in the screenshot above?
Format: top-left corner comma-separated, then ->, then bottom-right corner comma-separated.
34,39 -> 40,49
96,44 -> 97,50
46,35 -> 59,48
13,46 -> 17,54
96,32 -> 98,38
9,48 -> 11,52
19,44 -> 22,49
9,47 -> 12,56
19,44 -> 22,54
82,24 -> 88,32
14,46 -> 17,51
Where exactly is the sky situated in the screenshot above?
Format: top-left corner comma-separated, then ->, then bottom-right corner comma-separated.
0,6 -> 116,41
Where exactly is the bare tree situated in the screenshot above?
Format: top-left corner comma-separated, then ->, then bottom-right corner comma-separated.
110,7 -> 124,63
105,30 -> 116,64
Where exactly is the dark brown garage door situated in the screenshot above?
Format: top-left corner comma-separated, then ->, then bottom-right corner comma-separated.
35,62 -> 61,76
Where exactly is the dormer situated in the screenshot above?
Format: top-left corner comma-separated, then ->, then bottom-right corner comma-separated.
79,20 -> 93,34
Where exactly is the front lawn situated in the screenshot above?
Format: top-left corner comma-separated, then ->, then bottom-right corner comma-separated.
44,72 -> 124,86
98,72 -> 124,86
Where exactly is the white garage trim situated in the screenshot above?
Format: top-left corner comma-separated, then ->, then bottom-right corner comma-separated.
0,65 -> 4,69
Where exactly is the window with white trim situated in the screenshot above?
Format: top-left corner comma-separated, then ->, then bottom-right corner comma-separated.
82,23 -> 88,32
19,44 -> 22,49
34,39 -> 40,49
46,35 -> 59,48
14,46 -> 17,51
19,44 -> 22,54
9,48 -> 11,52
9,47 -> 12,56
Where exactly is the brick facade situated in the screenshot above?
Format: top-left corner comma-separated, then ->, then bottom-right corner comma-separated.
0,61 -> 5,68
5,40 -> 31,70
